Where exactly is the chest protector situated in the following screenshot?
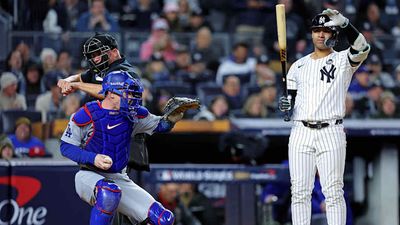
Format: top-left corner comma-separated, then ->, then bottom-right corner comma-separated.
73,101 -> 134,172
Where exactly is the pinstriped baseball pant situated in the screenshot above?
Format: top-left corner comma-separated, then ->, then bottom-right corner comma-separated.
288,121 -> 346,225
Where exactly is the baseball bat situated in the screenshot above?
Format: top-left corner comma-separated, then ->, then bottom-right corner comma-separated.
276,4 -> 290,122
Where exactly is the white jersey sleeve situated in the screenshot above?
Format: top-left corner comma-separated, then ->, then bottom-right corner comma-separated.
287,60 -> 303,90
132,114 -> 162,135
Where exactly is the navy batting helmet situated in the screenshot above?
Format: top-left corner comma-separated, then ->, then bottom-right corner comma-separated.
311,14 -> 339,48
83,33 -> 118,76
100,70 -> 143,121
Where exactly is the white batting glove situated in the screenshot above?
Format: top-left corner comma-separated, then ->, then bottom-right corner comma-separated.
321,8 -> 349,28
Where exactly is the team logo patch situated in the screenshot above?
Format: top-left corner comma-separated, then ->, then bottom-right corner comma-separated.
326,59 -> 333,65
320,64 -> 336,83
319,16 -> 326,24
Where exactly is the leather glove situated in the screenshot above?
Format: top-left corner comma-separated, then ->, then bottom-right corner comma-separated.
279,95 -> 292,112
321,8 -> 349,28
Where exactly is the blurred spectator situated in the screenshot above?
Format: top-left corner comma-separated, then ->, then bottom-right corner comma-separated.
355,81 -> 384,117
39,48 -> 58,75
56,50 -> 73,76
259,84 -> 278,117
75,0 -> 119,32
171,46 -> 192,79
179,183 -> 219,225
42,0 -> 69,34
120,0 -> 160,30
252,55 -> 276,86
366,54 -> 396,89
374,91 -> 400,118
190,27 -> 221,73
358,21 -> 384,65
348,65 -> 370,100
216,42 -> 256,85
5,50 -> 26,96
59,93 -> 81,119
144,53 -> 170,82
345,93 -> 362,119
157,183 -> 201,225
163,2 -> 184,32
140,78 -> 154,111
232,0 -> 272,36
0,72 -> 27,110
8,117 -> 47,158
153,89 -> 173,116
24,63 -> 44,109
362,2 -> 390,35
0,142 -> 15,160
392,64 -> 400,96
178,0 -> 192,28
61,0 -> 88,30
193,95 -> 230,121
140,18 -> 179,62
35,71 -> 63,115
262,0 -> 307,63
184,9 -> 213,32
239,93 -> 267,118
15,42 -> 39,71
222,75 -> 245,110
0,134 -> 13,149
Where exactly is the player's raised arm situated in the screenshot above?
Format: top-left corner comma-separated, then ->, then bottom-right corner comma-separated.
321,9 -> 370,66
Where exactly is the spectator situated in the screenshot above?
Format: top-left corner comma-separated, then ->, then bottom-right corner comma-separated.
59,93 -> 81,119
162,2 -> 183,32
15,42 -> 39,71
179,183 -> 219,225
140,78 -> 154,111
392,64 -> 400,96
222,75 -> 245,110
358,21 -> 384,65
42,0 -> 68,34
157,183 -> 201,225
5,50 -> 26,96
140,18 -> 179,62
356,2 -> 390,35
56,50 -> 73,76
184,9 -> 213,32
190,27 -> 221,73
259,84 -> 278,117
262,0 -> 307,63
193,95 -> 230,121
39,48 -> 58,75
8,117 -> 48,158
61,0 -> 88,30
345,93 -> 361,119
252,55 -> 276,87
239,93 -> 267,118
121,0 -> 160,30
143,53 -> 170,82
0,142 -> 15,160
366,54 -> 396,89
355,81 -> 384,118
0,72 -> 27,110
348,65 -> 370,100
178,0 -> 192,28
216,42 -> 256,85
75,0 -> 119,32
35,71 -> 63,115
374,91 -> 400,118
24,63 -> 44,109
171,46 -> 192,80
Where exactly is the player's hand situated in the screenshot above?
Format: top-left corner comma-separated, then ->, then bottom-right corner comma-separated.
58,79 -> 75,96
94,154 -> 113,170
167,112 -> 184,123
279,95 -> 292,112
321,8 -> 349,28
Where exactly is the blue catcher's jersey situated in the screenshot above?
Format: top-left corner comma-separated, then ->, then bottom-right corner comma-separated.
73,101 -> 134,172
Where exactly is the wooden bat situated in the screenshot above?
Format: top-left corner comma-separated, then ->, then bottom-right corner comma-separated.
276,4 -> 290,122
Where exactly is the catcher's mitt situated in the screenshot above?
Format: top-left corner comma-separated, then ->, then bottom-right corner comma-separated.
163,97 -> 201,117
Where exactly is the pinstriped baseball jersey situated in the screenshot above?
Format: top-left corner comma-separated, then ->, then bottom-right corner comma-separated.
287,50 -> 359,121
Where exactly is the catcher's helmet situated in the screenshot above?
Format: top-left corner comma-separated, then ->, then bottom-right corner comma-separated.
100,70 -> 143,121
83,33 -> 118,76
310,14 -> 339,48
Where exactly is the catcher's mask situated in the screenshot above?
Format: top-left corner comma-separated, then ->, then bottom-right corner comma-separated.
310,14 -> 339,48
83,33 -> 118,76
99,71 -> 143,121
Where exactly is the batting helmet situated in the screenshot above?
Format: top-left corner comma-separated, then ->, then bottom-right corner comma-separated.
100,70 -> 143,121
310,14 -> 339,48
83,33 -> 118,76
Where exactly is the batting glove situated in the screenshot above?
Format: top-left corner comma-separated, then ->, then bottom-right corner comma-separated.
279,95 -> 292,112
321,8 -> 349,28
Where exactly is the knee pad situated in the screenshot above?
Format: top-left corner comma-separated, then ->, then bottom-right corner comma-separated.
148,201 -> 175,225
94,179 -> 122,214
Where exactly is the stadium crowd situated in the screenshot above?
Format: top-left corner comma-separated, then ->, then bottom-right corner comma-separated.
1,0 -> 400,125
